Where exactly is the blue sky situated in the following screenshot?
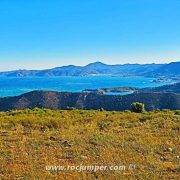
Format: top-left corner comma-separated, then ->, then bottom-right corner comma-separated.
0,0 -> 180,70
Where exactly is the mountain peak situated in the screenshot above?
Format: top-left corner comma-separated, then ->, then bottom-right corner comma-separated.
86,61 -> 107,67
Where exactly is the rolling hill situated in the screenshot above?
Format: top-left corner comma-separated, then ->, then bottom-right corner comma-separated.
0,90 -> 179,112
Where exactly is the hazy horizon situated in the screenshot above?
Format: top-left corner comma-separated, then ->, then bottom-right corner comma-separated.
0,60 -> 179,72
1,0 -> 180,71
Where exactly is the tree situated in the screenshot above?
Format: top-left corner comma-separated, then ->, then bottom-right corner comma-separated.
131,102 -> 145,113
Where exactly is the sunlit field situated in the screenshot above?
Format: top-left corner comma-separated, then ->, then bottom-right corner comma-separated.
0,109 -> 179,179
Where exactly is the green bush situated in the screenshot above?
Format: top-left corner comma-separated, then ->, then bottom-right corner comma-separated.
131,102 -> 145,113
174,110 -> 180,115
98,120 -> 110,130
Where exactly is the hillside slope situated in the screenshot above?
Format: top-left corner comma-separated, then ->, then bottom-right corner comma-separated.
0,109 -> 179,179
0,90 -> 179,111
141,82 -> 180,93
0,61 -> 179,77
147,62 -> 180,77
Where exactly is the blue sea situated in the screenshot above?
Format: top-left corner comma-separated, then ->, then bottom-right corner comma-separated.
0,76 -> 173,97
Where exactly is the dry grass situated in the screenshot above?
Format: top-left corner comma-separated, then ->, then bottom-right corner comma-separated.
0,108 -> 179,179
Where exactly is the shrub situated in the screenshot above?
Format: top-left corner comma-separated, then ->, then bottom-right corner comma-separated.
124,110 -> 131,113
131,102 -> 145,113
174,110 -> 180,115
98,120 -> 110,130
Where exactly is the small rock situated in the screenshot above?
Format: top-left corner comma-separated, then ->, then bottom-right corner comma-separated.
61,140 -> 72,148
160,156 -> 167,161
168,148 -> 173,152
81,155 -> 88,159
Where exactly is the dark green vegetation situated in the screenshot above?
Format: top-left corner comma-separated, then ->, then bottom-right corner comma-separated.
0,109 -> 179,179
141,82 -> 180,93
131,102 -> 145,113
0,83 -> 179,112
0,90 -> 179,111
0,61 -> 179,77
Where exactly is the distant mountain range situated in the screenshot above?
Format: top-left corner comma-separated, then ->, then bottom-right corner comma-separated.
0,61 -> 179,77
0,83 -> 179,111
